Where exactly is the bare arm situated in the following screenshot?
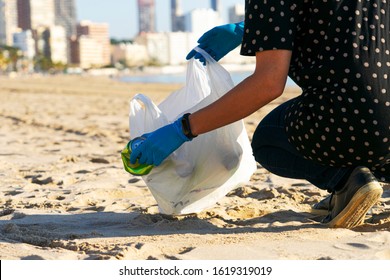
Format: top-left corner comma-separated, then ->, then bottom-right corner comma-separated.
189,49 -> 292,136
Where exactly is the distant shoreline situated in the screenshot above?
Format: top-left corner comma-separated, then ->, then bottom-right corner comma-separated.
123,63 -> 257,76
117,63 -> 298,87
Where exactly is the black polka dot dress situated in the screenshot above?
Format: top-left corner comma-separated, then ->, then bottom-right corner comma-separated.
241,0 -> 390,182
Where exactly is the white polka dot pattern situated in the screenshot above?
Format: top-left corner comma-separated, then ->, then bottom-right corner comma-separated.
241,0 -> 390,182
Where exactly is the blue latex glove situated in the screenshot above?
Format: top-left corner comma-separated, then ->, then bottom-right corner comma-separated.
186,21 -> 244,64
130,117 -> 191,166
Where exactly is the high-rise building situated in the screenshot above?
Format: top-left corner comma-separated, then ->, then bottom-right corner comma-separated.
228,4 -> 245,23
72,35 -> 104,69
135,31 -> 199,65
75,20 -> 111,68
138,0 -> 155,33
17,0 -> 77,61
16,0 -> 30,30
17,0 -> 76,36
171,0 -> 184,32
13,29 -> 35,59
210,0 -> 221,14
111,42 -> 148,67
47,25 -> 67,63
13,29 -> 35,71
17,0 -> 55,30
54,0 -> 77,38
0,0 -> 18,45
33,25 -> 67,64
184,8 -> 222,37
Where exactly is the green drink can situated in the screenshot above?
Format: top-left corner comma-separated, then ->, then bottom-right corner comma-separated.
121,137 -> 153,176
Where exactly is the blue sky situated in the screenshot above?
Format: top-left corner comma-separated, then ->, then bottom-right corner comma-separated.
76,0 -> 243,39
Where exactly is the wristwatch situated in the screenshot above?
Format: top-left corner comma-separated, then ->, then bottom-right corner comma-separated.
181,113 -> 197,140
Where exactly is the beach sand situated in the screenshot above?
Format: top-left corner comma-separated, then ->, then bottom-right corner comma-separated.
0,74 -> 389,260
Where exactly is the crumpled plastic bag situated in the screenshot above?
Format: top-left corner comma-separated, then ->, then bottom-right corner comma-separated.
128,47 -> 257,215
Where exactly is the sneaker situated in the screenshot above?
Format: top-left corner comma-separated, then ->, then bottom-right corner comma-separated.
313,193 -> 374,216
312,194 -> 334,214
325,166 -> 383,228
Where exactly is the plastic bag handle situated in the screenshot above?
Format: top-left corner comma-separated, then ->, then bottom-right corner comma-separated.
131,93 -> 162,115
129,93 -> 169,138
193,46 -> 217,64
193,47 -> 234,98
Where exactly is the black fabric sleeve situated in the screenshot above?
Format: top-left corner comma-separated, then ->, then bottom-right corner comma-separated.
240,0 -> 300,56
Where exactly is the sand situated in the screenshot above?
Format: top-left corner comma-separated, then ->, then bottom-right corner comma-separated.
0,74 -> 389,261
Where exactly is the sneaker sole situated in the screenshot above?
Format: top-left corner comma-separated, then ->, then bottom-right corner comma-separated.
327,182 -> 383,229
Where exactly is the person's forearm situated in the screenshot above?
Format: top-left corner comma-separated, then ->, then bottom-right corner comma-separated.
189,74 -> 281,136
189,50 -> 292,136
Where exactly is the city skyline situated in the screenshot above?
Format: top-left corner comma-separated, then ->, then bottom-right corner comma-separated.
1,0 -> 248,71
76,0 -> 243,39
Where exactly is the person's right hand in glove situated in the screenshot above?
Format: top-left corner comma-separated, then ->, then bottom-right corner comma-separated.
129,114 -> 194,167
186,21 -> 244,64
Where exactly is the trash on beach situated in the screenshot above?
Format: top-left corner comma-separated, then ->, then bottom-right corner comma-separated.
127,47 -> 257,215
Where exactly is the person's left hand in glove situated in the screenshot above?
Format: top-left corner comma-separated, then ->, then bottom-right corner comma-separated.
186,21 -> 244,65
130,114 -> 196,166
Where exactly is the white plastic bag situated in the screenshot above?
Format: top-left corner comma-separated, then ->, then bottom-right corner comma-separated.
129,47 -> 257,215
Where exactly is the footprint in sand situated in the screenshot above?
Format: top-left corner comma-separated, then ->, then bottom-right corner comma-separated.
333,242 -> 371,251
90,158 -> 110,164
24,175 -> 53,185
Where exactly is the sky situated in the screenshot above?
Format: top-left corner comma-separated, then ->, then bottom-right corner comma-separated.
76,0 -> 243,39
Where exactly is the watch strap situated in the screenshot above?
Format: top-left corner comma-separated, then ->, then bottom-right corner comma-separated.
181,113 -> 197,140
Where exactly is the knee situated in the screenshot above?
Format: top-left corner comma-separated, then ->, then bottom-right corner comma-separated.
251,138 -> 267,167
